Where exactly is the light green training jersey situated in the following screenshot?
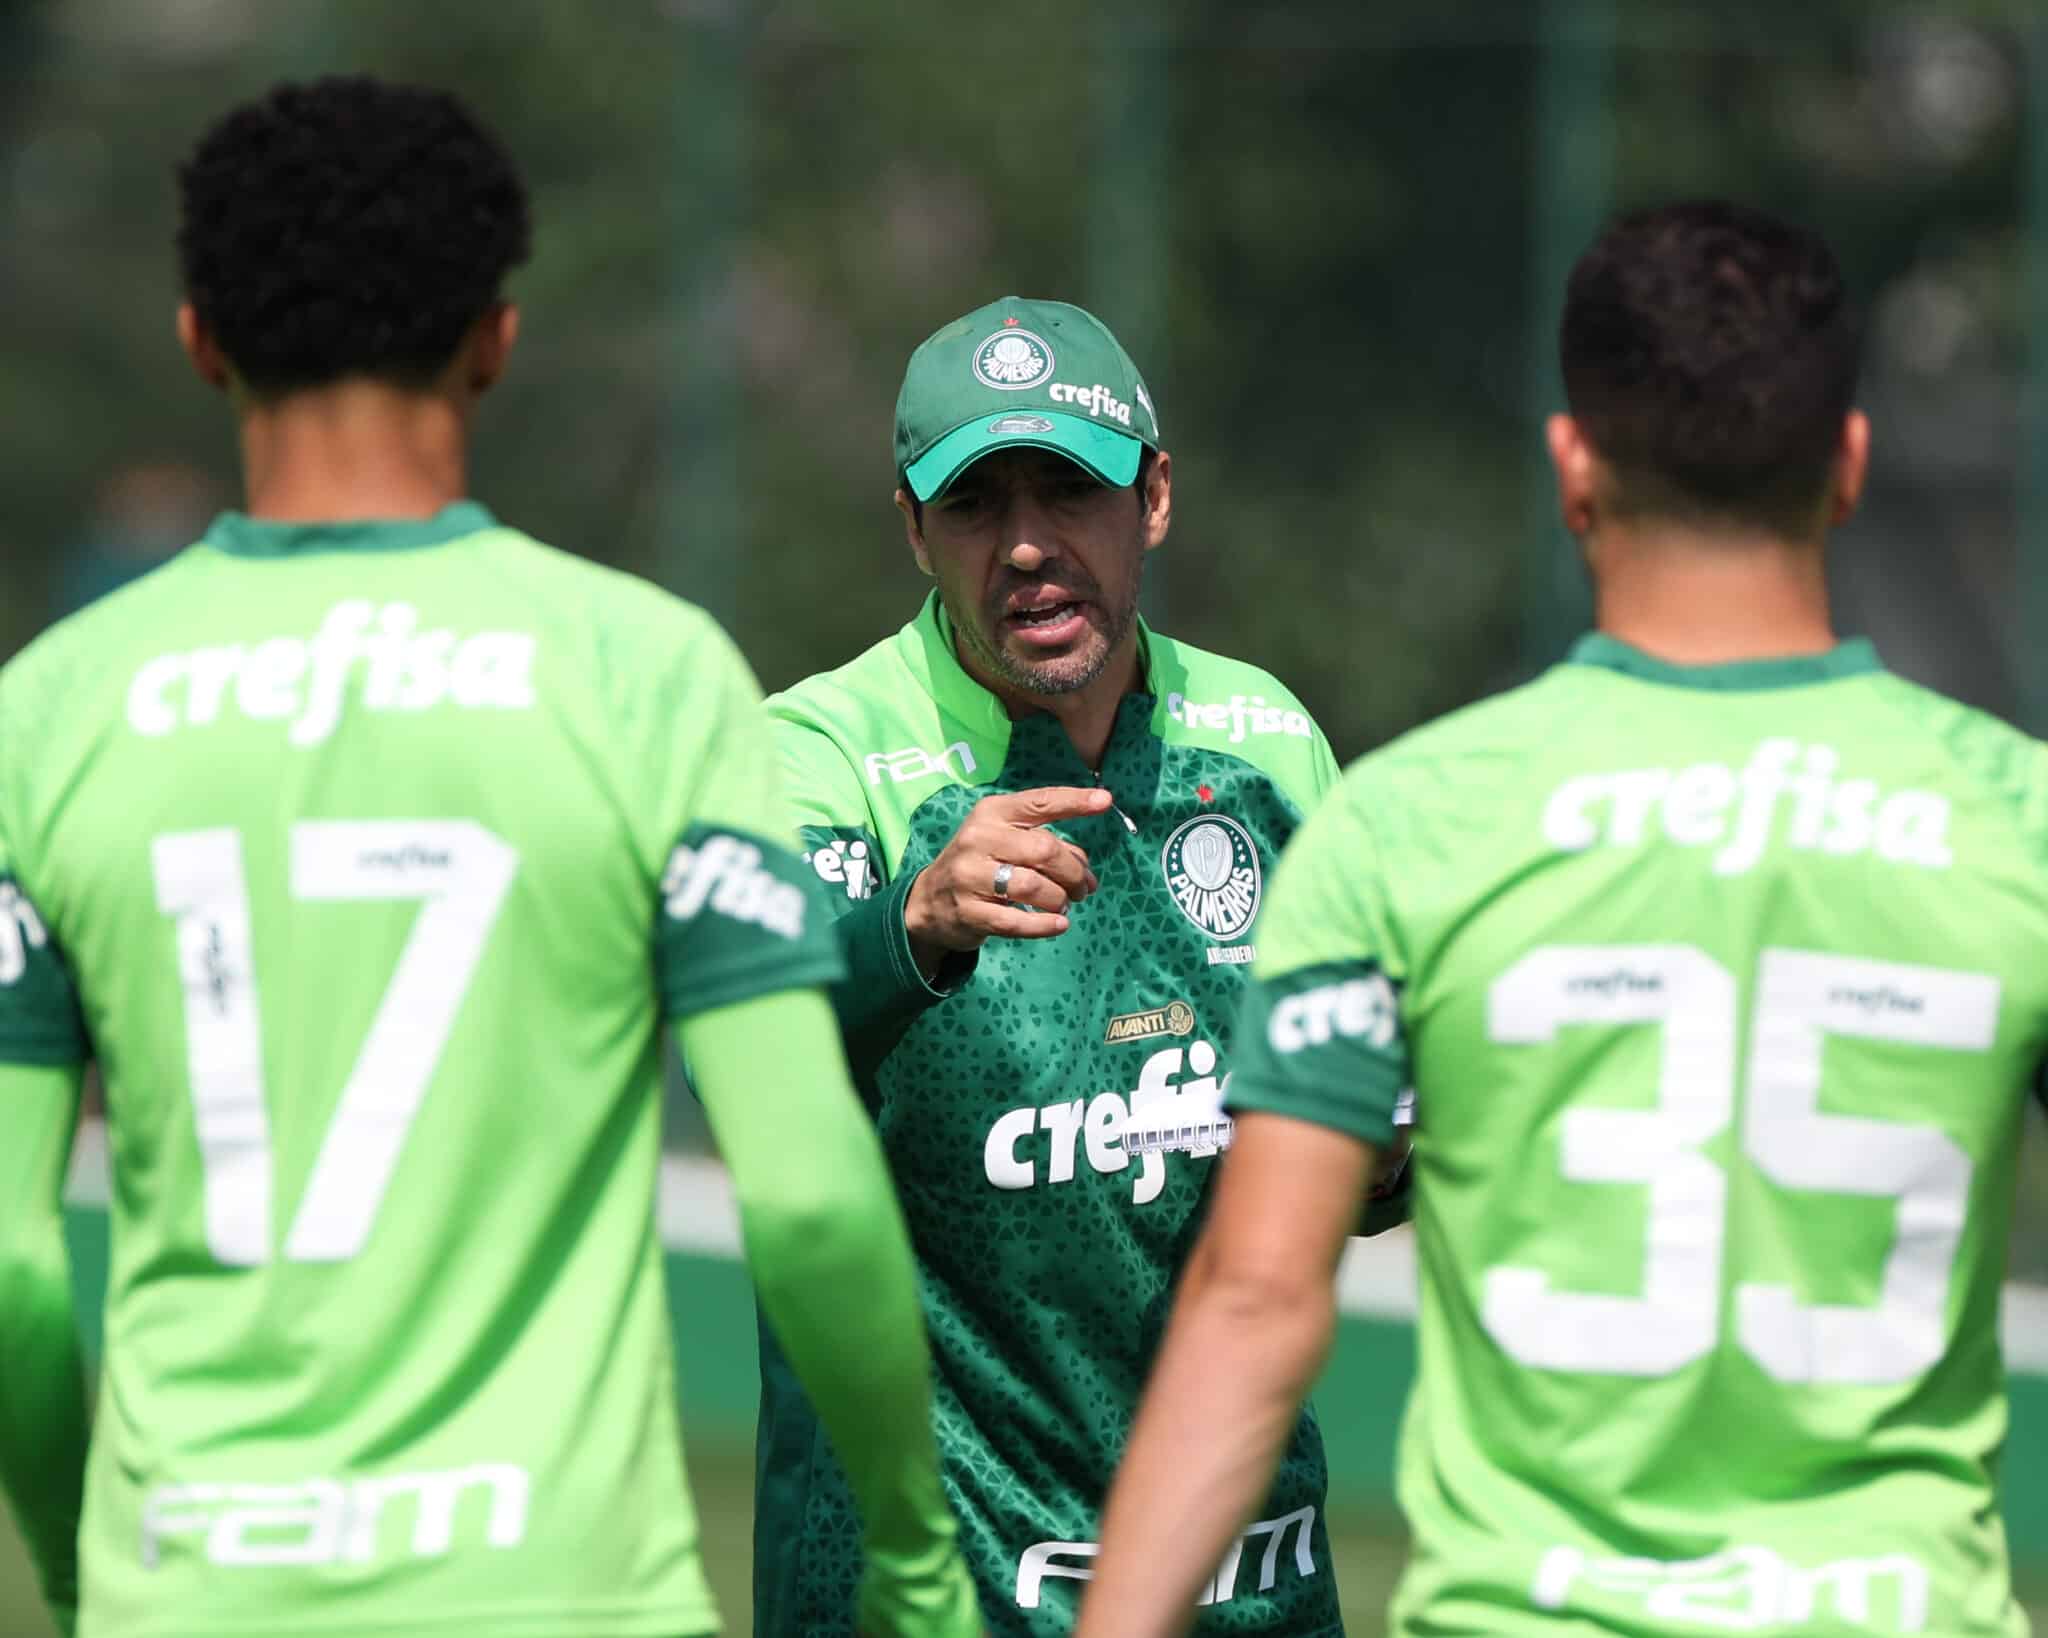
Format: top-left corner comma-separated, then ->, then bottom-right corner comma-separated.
0,503 -> 844,1638
1227,635 -> 2045,1638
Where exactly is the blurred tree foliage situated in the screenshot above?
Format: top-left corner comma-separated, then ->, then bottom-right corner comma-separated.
2,0 -> 2044,1255
2,0 -> 2034,739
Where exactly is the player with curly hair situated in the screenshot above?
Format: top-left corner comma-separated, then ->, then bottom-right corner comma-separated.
0,76 -> 980,1638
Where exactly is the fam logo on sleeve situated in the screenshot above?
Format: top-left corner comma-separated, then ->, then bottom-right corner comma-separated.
865,742 -> 978,787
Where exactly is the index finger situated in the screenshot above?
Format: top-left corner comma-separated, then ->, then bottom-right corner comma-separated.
987,786 -> 1115,827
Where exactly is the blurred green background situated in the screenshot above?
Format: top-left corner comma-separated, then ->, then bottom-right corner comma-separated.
5,0 -> 2048,1630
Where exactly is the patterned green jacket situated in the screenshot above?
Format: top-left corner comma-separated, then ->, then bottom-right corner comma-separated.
752,591 -> 1352,1638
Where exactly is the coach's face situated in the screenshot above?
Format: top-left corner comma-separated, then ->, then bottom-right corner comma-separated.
898,447 -> 1172,701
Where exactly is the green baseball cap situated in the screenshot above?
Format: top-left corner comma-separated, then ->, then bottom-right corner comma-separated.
894,296 -> 1161,502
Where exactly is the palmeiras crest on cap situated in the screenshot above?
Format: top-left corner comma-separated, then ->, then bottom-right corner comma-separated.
896,297 -> 1156,500
973,326 -> 1056,390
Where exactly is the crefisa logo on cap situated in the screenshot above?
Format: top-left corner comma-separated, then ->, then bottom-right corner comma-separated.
974,327 -> 1056,391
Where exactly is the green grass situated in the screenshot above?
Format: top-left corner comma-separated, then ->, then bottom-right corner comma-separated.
6,1442 -> 2042,1634
0,1505 -> 48,1638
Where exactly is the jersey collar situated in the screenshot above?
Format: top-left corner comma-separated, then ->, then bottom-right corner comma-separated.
908,590 -> 1160,724
1567,632 -> 1883,692
201,500 -> 499,559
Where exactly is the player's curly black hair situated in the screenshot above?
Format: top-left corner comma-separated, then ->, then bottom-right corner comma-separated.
177,76 -> 532,398
1561,200 -> 1862,537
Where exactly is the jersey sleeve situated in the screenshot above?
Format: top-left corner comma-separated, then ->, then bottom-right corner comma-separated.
1308,719 -> 1344,803
0,1059 -> 89,1631
653,631 -> 844,1020
680,990 -> 980,1637
1225,774 -> 1408,1147
772,716 -> 972,1073
0,821 -> 88,1067
777,720 -> 892,918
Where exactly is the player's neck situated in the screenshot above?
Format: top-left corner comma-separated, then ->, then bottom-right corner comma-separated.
1040,642 -> 1141,770
1591,522 -> 1837,666
237,380 -> 472,523
966,634 -> 1142,771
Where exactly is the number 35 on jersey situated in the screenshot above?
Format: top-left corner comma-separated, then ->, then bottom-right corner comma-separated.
1484,943 -> 1993,1385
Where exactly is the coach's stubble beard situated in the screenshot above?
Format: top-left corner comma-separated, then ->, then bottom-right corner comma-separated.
952,534 -> 1146,705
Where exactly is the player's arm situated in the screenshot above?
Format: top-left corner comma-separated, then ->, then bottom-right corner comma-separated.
1356,1094 -> 1415,1237
681,993 -> 979,1638
0,823 -> 92,1638
1077,1114 -> 1371,1638
1077,778 -> 1411,1638
770,721 -> 970,1069
772,718 -> 1103,1072
1302,713 -> 1416,1238
661,636 -> 978,1637
0,1061 -> 86,1638
1268,711 -> 1413,1238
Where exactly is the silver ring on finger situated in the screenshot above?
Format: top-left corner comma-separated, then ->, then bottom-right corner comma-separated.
992,861 -> 1016,900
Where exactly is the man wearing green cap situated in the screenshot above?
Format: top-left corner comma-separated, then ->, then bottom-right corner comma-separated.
750,297 -> 1361,1637
0,79 -> 981,1638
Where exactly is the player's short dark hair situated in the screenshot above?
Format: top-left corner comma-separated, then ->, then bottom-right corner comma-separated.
1560,200 -> 1861,536
176,76 -> 532,397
